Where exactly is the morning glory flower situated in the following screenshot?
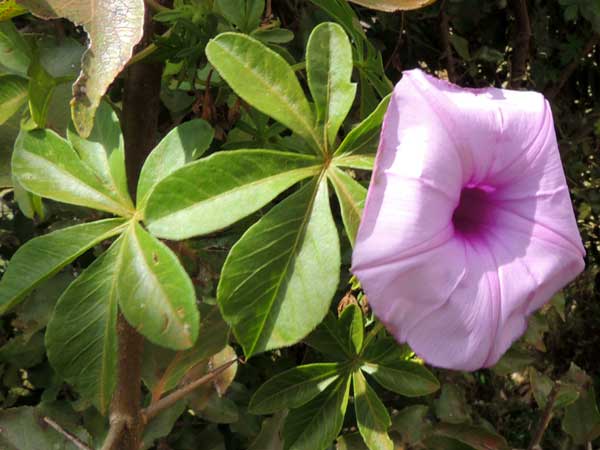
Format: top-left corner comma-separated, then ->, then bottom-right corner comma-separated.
352,69 -> 585,371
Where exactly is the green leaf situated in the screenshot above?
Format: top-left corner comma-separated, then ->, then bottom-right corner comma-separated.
328,167 -> 366,246
215,0 -> 264,32
562,386 -> 600,444
118,223 -> 199,350
0,218 -> 126,313
340,303 -> 363,355
304,312 -> 355,361
334,94 -> 390,156
306,22 -> 356,149
206,32 -> 321,152
333,154 -> 375,170
0,75 -> 27,124
141,400 -> 187,450
0,110 -> 21,186
67,101 -> 132,210
249,363 -> 344,414
0,406 -> 92,449
17,0 -> 145,137
0,21 -> 30,76
45,238 -> 125,414
27,54 -> 56,127
391,404 -> 430,445
434,385 -> 470,424
12,129 -> 134,216
218,177 -> 340,357
145,150 -> 320,240
361,358 -> 439,397
427,424 -> 509,450
283,375 -> 351,450
337,433 -> 370,450
249,412 -> 287,450
137,119 -> 214,210
353,370 -> 393,450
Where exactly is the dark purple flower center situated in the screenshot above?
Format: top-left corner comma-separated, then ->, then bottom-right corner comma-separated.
452,185 -> 496,237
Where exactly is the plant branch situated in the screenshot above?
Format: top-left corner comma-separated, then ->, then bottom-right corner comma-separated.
508,0 -> 531,88
142,358 -> 239,423
42,417 -> 92,450
438,0 -> 456,83
527,383 -> 560,450
100,418 -> 127,450
545,33 -> 599,100
145,0 -> 169,13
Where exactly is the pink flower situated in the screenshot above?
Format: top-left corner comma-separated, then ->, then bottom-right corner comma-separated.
352,69 -> 585,371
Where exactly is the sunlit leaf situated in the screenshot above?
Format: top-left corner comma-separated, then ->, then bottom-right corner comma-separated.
218,178 -> 340,357
353,370 -> 393,450
328,167 -> 366,246
0,75 -> 27,124
17,0 -> 145,137
0,0 -> 28,21
0,218 -> 126,313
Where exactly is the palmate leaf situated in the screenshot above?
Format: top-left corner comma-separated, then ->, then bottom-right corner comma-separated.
144,150 -> 321,240
361,359 -> 439,398
0,218 -> 127,313
206,32 -> 322,152
353,370 -> 393,450
249,363 -> 345,414
17,0 -> 144,137
45,237 -> 125,414
12,129 -> 134,216
137,119 -> 214,210
328,167 -> 367,246
306,22 -> 356,149
217,177 -> 340,357
283,375 -> 351,450
118,223 -> 199,350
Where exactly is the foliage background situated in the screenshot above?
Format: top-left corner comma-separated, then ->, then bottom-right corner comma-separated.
0,0 -> 599,449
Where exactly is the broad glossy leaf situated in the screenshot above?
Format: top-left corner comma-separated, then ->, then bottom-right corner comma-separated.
353,370 -> 393,450
145,150 -> 320,240
67,101 -> 132,209
347,0 -> 437,12
361,359 -> 439,397
306,22 -> 356,148
17,0 -> 144,137
137,119 -> 214,210
118,223 -> 199,350
0,218 -> 126,313
12,129 -> 134,216
427,424 -> 509,450
0,75 -> 27,124
0,21 -> 30,76
249,363 -> 344,414
328,167 -> 366,246
283,375 -> 350,450
334,94 -> 390,156
218,178 -> 340,357
206,33 -> 321,152
45,238 -> 125,414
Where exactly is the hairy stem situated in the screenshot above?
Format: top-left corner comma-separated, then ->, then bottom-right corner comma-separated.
102,5 -> 164,450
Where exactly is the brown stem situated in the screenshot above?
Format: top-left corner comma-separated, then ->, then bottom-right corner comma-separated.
142,358 -> 239,423
42,417 -> 92,450
508,0 -> 531,88
438,0 -> 456,83
527,383 -> 560,450
545,33 -> 599,100
103,6 -> 164,450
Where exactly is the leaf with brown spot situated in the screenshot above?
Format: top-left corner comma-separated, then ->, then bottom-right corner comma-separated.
16,0 -> 144,137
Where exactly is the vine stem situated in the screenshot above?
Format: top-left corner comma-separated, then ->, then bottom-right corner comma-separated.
527,383 -> 560,450
508,0 -> 531,88
42,417 -> 92,450
142,358 -> 240,423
